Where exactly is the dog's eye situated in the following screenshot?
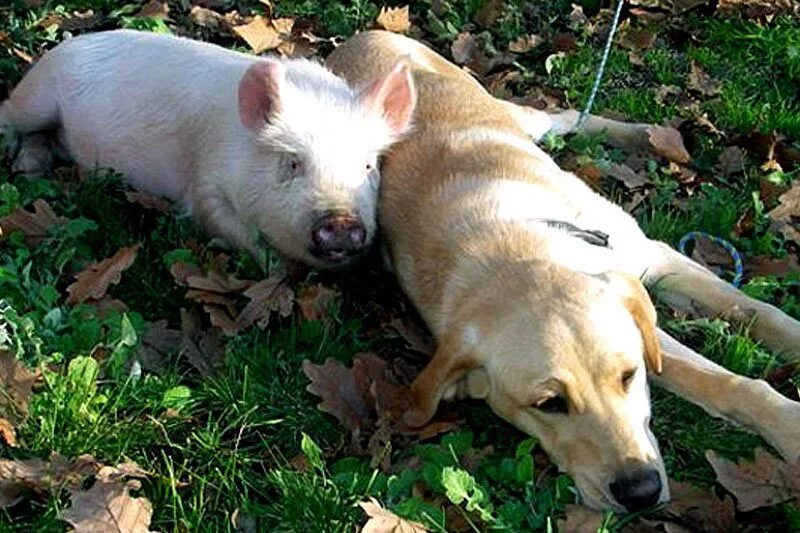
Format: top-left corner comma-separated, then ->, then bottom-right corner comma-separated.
534,396 -> 568,414
366,162 -> 373,171
621,368 -> 637,391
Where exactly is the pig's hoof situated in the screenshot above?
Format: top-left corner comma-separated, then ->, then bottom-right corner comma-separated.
12,134 -> 54,178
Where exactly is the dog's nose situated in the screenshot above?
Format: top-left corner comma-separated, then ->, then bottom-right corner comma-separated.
609,468 -> 662,512
310,211 -> 367,262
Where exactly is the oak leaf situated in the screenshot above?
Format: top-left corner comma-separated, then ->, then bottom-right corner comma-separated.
125,190 -> 171,213
302,357 -> 374,432
375,6 -> 411,34
0,199 -> 66,245
0,350 -> 37,446
665,479 -> 736,532
235,275 -> 294,330
60,478 -> 155,533
180,308 -> 225,377
296,283 -> 338,321
557,504 -> 605,533
706,448 -> 800,511
767,185 -> 800,244
1,453 -> 98,509
359,497 -> 428,532
232,15 -> 283,54
66,245 -> 141,305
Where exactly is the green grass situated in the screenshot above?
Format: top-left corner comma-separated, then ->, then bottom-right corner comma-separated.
1,1 -> 799,531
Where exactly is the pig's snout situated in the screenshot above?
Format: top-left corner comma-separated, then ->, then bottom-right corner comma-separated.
310,211 -> 367,264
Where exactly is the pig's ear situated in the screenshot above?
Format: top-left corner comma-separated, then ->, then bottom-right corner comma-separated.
238,59 -> 284,131
360,58 -> 417,136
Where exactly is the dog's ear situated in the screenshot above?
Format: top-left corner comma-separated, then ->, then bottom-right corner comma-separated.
404,328 -> 481,427
604,272 -> 663,375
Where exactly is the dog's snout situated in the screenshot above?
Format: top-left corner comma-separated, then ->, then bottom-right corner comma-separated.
609,468 -> 662,512
310,211 -> 367,263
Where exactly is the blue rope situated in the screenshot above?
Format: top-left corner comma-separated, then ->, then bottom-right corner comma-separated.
576,0 -> 626,130
678,231 -> 745,288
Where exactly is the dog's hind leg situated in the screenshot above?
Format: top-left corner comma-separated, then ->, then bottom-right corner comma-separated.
653,330 -> 800,463
644,240 -> 800,360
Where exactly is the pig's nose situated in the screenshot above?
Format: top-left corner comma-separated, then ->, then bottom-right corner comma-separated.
609,468 -> 662,512
310,211 -> 367,263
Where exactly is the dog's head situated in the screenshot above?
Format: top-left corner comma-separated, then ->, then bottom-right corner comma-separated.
405,267 -> 668,511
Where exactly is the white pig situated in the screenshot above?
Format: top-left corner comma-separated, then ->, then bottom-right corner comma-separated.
0,30 -> 416,268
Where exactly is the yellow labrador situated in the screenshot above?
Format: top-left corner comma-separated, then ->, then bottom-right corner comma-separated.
326,31 -> 800,511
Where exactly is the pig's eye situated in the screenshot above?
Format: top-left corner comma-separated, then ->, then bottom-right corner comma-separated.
366,163 -> 374,172
289,159 -> 301,172
621,368 -> 637,391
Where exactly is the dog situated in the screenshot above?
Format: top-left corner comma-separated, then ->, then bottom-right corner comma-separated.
0,30 -> 416,269
326,30 -> 800,511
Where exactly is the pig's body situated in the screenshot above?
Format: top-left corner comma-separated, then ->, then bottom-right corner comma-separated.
1,30 -> 416,268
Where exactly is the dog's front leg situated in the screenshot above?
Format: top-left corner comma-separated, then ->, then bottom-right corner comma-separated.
644,241 -> 800,360
654,330 -> 800,463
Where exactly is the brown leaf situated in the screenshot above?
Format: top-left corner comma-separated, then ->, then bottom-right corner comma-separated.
1,453 -> 98,509
125,190 -> 171,213
136,320 -> 181,374
619,26 -> 657,50
136,0 -> 169,18
689,234 -> 734,272
718,146 -> 746,176
508,34 -> 544,54
474,0 -> 505,27
0,350 -> 37,429
303,357 -> 374,432
553,32 -> 578,53
647,125 -> 691,164
558,504 -> 605,533
0,418 -> 16,447
296,283 -> 338,321
654,85 -> 681,104
748,255 -> 800,277
451,32 -> 481,67
66,245 -> 141,305
189,6 -> 227,30
204,304 -> 239,336
688,61 -> 721,96
180,308 -> 225,377
359,497 -> 429,532
236,275 -> 294,330
706,448 -> 800,511
606,162 -> 652,189
375,6 -> 411,34
232,15 -> 283,54
0,199 -> 67,245
665,479 -> 736,533
60,478 -> 155,533
767,185 -> 800,244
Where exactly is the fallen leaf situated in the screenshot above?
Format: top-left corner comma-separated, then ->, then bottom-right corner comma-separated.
66,245 -> 141,305
717,0 -> 800,20
0,351 -> 37,441
619,26 -> 657,50
302,357 -> 374,432
0,199 -> 67,245
232,15 -> 283,54
767,185 -> 800,244
60,478 -> 155,533
688,61 -> 721,96
718,146 -> 746,176
665,479 -> 736,533
125,190 -> 171,213
189,6 -> 227,30
1,453 -> 98,509
236,274 -> 294,330
688,234 -> 734,272
747,255 -> 800,277
0,418 -> 16,447
606,162 -> 652,189
375,6 -> 411,34
359,497 -> 428,532
654,84 -> 681,104
474,0 -> 505,27
136,0 -> 169,18
558,504 -> 605,533
136,320 -> 181,374
180,308 -> 225,377
553,32 -> 578,53
647,125 -> 691,164
706,448 -> 800,511
508,34 -> 544,54
451,32 -> 481,67
296,283 -> 338,321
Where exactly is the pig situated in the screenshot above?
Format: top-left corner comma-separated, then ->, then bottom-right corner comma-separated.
0,30 -> 416,269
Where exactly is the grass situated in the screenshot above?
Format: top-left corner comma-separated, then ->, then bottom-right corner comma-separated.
1,0 -> 799,531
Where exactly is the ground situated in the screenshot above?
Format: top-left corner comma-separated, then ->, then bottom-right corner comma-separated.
0,0 -> 799,531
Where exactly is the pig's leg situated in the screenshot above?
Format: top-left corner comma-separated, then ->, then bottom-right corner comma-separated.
11,133 -> 55,177
653,330 -> 800,463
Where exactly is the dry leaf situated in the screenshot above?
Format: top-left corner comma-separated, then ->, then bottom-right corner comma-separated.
60,478 -> 155,533
558,504 -> 605,533
136,0 -> 169,18
748,255 -> 800,277
619,26 -> 657,50
0,418 -> 16,447
125,190 -> 171,213
296,283 -> 338,321
718,146 -> 746,176
474,0 -> 505,27
359,497 -> 428,532
647,125 -> 691,164
508,34 -> 544,54
136,320 -> 181,374
768,185 -> 800,244
451,32 -> 481,66
0,351 -> 37,444
1,453 -> 98,509
689,234 -> 734,272
189,6 -> 227,30
66,245 -> 141,305
606,162 -> 651,189
302,358 -> 374,432
665,479 -> 736,533
236,275 -> 294,330
180,308 -> 225,377
375,6 -> 411,34
654,84 -> 681,104
706,448 -> 800,511
232,15 -> 283,54
688,61 -> 721,96
0,199 -> 66,245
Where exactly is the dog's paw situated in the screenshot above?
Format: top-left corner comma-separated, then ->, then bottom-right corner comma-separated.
12,134 -> 53,178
